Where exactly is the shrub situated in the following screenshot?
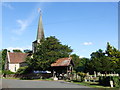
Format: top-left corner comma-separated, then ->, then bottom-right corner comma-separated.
99,76 -> 110,86
15,66 -> 32,75
2,70 -> 15,75
99,76 -> 120,88
77,72 -> 86,82
112,76 -> 120,88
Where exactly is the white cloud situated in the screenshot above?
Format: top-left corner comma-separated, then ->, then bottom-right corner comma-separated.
2,3 -> 14,10
13,20 -> 28,35
79,55 -> 85,58
83,42 -> 93,45
7,46 -> 32,52
11,3 -> 46,35
11,36 -> 19,41
12,7 -> 39,35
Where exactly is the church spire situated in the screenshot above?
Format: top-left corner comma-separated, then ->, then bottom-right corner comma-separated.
32,9 -> 45,53
36,9 -> 44,43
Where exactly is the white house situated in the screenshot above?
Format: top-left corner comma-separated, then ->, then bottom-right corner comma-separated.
5,52 -> 28,72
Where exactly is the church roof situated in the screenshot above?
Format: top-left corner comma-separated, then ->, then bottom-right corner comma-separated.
32,10 -> 45,53
36,11 -> 44,43
51,57 -> 73,67
7,52 -> 28,64
32,40 -> 37,43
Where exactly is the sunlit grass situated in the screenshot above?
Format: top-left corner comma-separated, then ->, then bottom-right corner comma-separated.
71,81 -> 115,88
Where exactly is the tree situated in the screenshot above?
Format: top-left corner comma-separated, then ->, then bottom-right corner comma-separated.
24,49 -> 32,53
86,49 -> 116,74
2,49 -> 7,70
13,49 -> 22,52
87,43 -> 120,74
79,58 -> 89,72
71,54 -> 89,72
0,51 -> 2,70
26,36 -> 73,71
106,42 -> 120,73
71,54 -> 89,80
71,54 -> 80,72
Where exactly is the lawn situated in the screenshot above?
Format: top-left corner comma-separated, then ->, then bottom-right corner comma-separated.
71,81 -> 115,88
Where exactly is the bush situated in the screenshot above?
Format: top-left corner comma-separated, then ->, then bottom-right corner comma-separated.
99,76 -> 110,86
15,66 -> 32,75
99,76 -> 120,88
112,76 -> 120,88
2,70 -> 15,75
77,72 -> 86,82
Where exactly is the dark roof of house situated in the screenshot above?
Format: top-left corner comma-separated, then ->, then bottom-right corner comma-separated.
32,40 -> 37,43
8,52 -> 28,64
51,57 -> 72,67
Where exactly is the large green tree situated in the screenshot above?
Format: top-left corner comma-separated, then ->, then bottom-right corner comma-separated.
79,58 -> 89,72
71,54 -> 80,72
71,54 -> 89,72
106,42 -> 120,73
26,36 -> 73,71
88,49 -> 116,74
86,43 -> 120,74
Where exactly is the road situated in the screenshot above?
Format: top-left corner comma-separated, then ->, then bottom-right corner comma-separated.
2,79 -> 92,88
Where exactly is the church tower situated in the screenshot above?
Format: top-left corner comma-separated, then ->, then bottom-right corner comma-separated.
32,10 -> 45,53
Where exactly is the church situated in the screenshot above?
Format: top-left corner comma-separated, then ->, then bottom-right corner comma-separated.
32,10 -> 44,53
5,10 -> 74,80
5,10 -> 44,72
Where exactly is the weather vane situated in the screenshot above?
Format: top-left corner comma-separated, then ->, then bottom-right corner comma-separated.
38,8 -> 41,14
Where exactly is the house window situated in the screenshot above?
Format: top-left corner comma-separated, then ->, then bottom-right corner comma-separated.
15,65 -> 16,72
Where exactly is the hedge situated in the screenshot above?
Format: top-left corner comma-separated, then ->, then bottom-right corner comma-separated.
99,76 -> 120,88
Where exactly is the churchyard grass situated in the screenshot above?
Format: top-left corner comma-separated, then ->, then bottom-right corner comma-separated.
71,81 -> 115,88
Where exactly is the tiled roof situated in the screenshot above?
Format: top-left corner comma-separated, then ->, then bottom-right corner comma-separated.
51,57 -> 72,67
8,52 -> 28,64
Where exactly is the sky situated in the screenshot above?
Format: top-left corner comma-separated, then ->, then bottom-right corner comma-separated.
2,2 -> 118,58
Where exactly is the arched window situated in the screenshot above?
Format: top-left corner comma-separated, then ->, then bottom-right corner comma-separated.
15,65 -> 16,72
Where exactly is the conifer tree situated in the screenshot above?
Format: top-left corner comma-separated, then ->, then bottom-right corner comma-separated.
27,36 -> 73,71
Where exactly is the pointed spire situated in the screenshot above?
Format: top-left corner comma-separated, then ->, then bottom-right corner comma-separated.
37,9 -> 44,43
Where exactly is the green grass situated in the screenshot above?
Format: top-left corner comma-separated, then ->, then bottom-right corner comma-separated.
71,81 -> 115,88
2,77 -> 20,80
32,78 -> 53,81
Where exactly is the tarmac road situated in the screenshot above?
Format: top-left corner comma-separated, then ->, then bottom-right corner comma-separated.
2,79 -> 92,88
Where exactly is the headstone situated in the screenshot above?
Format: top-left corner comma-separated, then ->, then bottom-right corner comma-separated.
87,72 -> 89,76
94,71 -> 96,77
111,73 -> 113,76
84,78 -> 87,82
110,80 -> 114,87
88,76 -> 91,82
116,73 -> 119,76
54,75 -> 58,80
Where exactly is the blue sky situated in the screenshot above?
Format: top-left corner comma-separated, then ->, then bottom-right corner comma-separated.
2,2 -> 118,58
